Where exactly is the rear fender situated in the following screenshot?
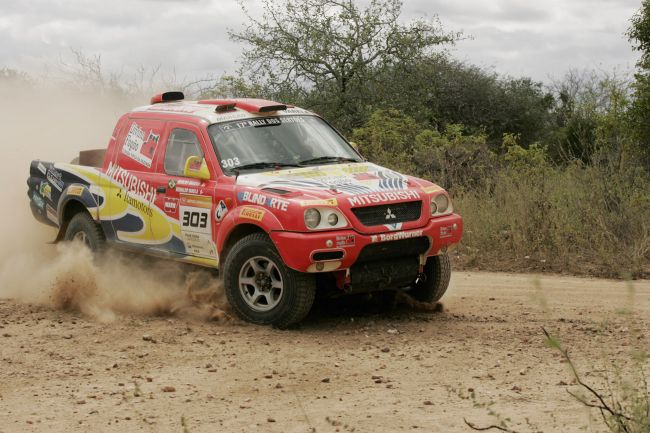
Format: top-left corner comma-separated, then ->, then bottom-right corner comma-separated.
54,185 -> 101,242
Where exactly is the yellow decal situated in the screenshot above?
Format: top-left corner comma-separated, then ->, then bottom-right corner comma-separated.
422,185 -> 443,194
179,194 -> 212,208
240,207 -> 265,221
261,163 -> 369,179
67,185 -> 84,196
299,198 -> 338,207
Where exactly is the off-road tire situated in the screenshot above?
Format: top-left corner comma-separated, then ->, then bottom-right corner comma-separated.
408,253 -> 451,303
63,212 -> 106,254
223,233 -> 316,328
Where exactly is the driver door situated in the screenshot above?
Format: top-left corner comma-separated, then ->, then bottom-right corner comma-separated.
149,123 -> 217,260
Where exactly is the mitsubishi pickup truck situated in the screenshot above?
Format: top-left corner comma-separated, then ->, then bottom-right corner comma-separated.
27,92 -> 463,328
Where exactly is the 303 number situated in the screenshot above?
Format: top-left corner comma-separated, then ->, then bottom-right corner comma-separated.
221,157 -> 240,168
182,211 -> 208,228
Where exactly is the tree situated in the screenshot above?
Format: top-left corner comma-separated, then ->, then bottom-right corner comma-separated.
229,0 -> 459,132
368,57 -> 553,149
627,0 -> 650,165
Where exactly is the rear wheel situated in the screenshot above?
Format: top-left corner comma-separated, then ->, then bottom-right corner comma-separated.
63,212 -> 105,253
408,254 -> 451,303
223,233 -> 316,328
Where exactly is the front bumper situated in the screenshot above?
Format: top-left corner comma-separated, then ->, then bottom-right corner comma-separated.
270,213 -> 463,273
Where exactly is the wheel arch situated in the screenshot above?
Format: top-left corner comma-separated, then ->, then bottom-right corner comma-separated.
218,223 -> 267,267
54,198 -> 95,242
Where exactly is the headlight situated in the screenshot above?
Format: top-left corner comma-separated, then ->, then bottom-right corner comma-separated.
304,207 -> 347,230
434,194 -> 449,214
431,193 -> 453,216
304,208 -> 321,229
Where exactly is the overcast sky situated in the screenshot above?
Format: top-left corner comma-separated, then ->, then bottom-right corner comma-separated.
0,0 -> 642,84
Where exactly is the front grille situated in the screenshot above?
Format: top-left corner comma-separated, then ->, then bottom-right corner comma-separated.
351,201 -> 422,226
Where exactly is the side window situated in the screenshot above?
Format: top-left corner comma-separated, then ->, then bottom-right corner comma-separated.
164,128 -> 204,177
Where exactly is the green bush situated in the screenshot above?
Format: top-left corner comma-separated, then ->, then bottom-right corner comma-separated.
353,107 -> 650,278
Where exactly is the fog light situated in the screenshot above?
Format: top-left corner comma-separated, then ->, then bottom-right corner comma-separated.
327,213 -> 339,226
316,262 -> 325,271
326,239 -> 333,247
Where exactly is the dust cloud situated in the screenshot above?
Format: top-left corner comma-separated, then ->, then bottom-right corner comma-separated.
0,81 -> 229,322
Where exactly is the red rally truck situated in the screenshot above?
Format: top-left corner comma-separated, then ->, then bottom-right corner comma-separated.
27,92 -> 463,328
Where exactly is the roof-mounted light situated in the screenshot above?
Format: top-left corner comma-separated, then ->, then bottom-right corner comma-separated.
198,99 -> 237,113
150,91 -> 184,104
197,98 -> 288,114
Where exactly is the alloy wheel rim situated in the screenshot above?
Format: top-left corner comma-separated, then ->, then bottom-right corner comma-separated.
238,256 -> 284,312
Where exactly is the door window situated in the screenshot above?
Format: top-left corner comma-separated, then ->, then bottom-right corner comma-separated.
164,128 -> 204,177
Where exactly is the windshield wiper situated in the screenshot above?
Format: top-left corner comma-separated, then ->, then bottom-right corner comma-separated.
299,156 -> 360,165
234,162 -> 303,172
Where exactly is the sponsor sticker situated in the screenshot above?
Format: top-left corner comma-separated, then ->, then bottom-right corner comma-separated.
163,199 -> 177,213
422,185 -> 443,194
122,122 -> 159,168
106,162 -> 157,203
177,179 -> 202,186
121,191 -> 154,217
179,195 -> 214,258
168,179 -> 177,189
46,204 -> 58,224
370,230 -> 424,243
299,198 -> 338,207
179,195 -> 211,209
216,116 -> 307,133
37,162 -> 47,175
440,226 -> 453,239
46,167 -> 64,192
32,192 -> 45,210
176,187 -> 200,194
335,234 -> 355,248
240,207 -> 265,222
39,182 -> 52,200
179,195 -> 212,235
215,200 -> 228,221
181,232 -> 217,258
384,222 -> 403,231
238,191 -> 289,211
348,190 -> 420,207
67,185 -> 84,196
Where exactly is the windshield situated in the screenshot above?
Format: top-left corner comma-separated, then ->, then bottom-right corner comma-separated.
207,115 -> 362,174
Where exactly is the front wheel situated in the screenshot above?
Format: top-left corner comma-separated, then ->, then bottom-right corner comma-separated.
223,233 -> 316,328
408,254 -> 451,303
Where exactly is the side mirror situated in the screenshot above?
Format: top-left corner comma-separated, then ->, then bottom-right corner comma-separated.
183,156 -> 210,180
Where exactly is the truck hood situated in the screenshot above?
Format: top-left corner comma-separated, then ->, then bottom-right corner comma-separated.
236,162 -> 414,197
234,162 -> 444,234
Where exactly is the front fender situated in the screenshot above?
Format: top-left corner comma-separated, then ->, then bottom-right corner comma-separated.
216,205 -> 285,254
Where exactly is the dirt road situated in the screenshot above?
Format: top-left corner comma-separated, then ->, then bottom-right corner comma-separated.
1,272 -> 648,433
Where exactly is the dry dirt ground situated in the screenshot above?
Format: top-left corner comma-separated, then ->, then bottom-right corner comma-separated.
1,272 -> 649,433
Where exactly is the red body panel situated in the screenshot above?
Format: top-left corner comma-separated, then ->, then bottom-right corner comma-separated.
270,214 -> 462,272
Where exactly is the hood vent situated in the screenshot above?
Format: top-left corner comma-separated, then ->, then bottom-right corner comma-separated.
261,187 -> 291,195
